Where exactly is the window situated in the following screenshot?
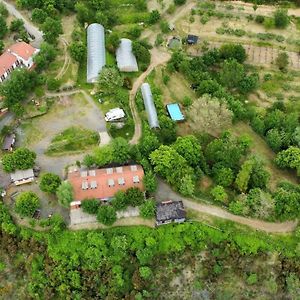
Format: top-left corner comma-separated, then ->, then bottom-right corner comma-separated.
108,179 -> 115,187
106,168 -> 113,175
118,177 -> 125,185
90,181 -> 97,189
133,176 -> 140,183
130,165 -> 137,172
116,167 -> 123,173
81,171 -> 88,177
81,181 -> 89,190
89,170 -> 96,176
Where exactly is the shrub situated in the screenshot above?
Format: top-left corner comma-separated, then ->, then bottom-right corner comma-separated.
140,200 -> 156,219
182,96 -> 192,107
255,15 -> 265,24
81,199 -> 99,214
125,187 -> 144,207
274,9 -> 289,29
15,192 -> 40,217
56,182 -> 73,208
211,186 -> 228,204
97,205 -> 117,226
111,191 -> 127,211
39,173 -> 61,194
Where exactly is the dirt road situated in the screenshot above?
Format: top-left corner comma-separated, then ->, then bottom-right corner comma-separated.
129,48 -> 171,144
156,180 -> 298,233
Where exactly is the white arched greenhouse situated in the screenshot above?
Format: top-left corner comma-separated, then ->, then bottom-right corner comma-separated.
116,38 -> 138,72
141,83 -> 159,129
87,23 -> 106,83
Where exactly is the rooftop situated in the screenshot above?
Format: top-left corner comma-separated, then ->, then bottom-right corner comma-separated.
166,103 -> 185,121
187,34 -> 199,44
156,201 -> 186,222
68,164 -> 145,201
2,134 -> 16,150
0,52 -> 18,77
8,42 -> 37,60
10,169 -> 34,182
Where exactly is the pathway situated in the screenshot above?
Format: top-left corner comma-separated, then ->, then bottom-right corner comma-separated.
1,0 -> 43,47
156,180 -> 298,233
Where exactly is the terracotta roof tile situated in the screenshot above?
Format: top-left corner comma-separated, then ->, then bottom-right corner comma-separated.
8,42 -> 37,61
0,52 -> 18,77
68,165 -> 145,201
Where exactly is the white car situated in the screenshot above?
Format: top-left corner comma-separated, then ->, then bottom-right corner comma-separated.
105,108 -> 125,122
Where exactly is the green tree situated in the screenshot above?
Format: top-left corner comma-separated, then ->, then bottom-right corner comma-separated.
56,182 -> 74,207
211,185 -> 228,203
69,42 -> 86,63
106,32 -> 120,52
275,146 -> 300,176
179,174 -> 195,196
0,16 -> 7,39
143,171 -> 158,193
139,266 -> 152,280
41,17 -> 63,44
111,191 -> 127,211
93,145 -> 113,167
31,8 -> 47,24
81,199 -> 99,214
238,73 -> 259,94
139,130 -> 160,157
274,9 -> 289,29
10,19 -> 24,32
148,10 -> 160,25
112,137 -> 131,163
15,191 -> 40,217
97,205 -> 117,225
140,200 -> 156,219
220,59 -> 245,89
39,173 -> 61,194
235,159 -> 255,193
213,165 -> 234,187
276,52 -> 289,71
266,128 -> 283,152
2,147 -> 36,173
219,44 -> 247,63
0,40 -> 4,53
125,187 -> 144,207
34,42 -> 57,72
98,67 -> 123,95
0,3 -> 8,18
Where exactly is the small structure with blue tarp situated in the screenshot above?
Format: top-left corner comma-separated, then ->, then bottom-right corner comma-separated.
166,103 -> 185,122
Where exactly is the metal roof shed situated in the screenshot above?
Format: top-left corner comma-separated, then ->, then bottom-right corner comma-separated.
87,23 -> 106,83
141,83 -> 159,129
116,38 -> 138,72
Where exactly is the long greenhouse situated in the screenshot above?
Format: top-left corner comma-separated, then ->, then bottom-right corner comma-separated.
116,38 -> 138,72
141,83 -> 159,129
86,23 -> 106,83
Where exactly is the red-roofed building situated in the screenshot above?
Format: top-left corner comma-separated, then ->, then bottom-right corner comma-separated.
68,165 -> 145,208
0,42 -> 39,83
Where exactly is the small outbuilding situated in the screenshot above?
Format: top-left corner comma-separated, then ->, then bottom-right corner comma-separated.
156,200 -> 186,226
87,23 -> 106,83
116,38 -> 138,72
2,134 -> 16,151
167,36 -> 181,49
187,34 -> 199,45
141,83 -> 160,129
10,169 -> 35,186
166,103 -> 185,122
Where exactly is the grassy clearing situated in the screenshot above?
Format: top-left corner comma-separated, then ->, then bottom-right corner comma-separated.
46,126 -> 99,156
231,122 -> 298,190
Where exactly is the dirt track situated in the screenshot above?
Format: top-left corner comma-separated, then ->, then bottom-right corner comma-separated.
156,180 -> 298,233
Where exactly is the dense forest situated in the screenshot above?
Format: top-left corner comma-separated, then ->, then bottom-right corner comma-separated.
1,202 -> 300,299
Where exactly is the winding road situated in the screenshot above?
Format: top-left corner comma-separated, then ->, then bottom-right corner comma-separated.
1,0 -> 298,233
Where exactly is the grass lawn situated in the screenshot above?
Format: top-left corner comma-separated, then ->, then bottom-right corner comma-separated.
46,126 -> 99,156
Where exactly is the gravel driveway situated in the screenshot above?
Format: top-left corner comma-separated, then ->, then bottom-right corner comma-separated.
17,92 -> 108,176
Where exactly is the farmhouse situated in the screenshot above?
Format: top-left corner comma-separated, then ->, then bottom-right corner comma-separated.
68,164 -> 145,205
0,42 -> 39,83
116,38 -> 138,72
141,83 -> 160,129
10,169 -> 35,186
87,23 -> 106,83
2,134 -> 16,152
156,200 -> 186,226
